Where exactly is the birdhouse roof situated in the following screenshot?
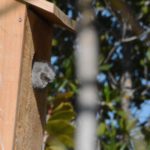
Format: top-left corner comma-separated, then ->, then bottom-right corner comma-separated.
21,0 -> 76,32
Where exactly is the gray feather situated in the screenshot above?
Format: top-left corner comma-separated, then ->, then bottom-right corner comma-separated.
32,61 -> 55,89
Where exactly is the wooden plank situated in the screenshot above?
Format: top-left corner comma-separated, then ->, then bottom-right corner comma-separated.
0,0 -> 26,150
14,10 -> 53,150
0,1 -> 75,149
20,0 -> 76,32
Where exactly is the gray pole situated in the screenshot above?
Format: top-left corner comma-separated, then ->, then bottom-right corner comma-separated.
75,1 -> 99,150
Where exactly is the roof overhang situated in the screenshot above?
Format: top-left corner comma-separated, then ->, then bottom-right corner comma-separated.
19,0 -> 76,32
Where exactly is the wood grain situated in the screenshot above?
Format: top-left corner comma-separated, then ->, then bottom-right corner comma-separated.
14,10 -> 53,150
0,1 -> 75,149
20,0 -> 76,32
0,0 -> 26,150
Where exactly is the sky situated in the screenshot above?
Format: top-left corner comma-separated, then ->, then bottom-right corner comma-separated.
131,100 -> 150,124
51,6 -> 150,126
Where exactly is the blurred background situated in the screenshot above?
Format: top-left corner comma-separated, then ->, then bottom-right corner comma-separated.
45,0 -> 150,150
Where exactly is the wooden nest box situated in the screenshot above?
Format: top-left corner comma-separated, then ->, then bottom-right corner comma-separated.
0,0 -> 76,149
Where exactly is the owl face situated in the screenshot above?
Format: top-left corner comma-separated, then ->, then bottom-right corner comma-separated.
32,62 -> 55,89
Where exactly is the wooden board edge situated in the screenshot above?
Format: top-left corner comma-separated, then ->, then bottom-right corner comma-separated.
18,0 -> 76,32
0,1 -> 27,149
53,5 -> 76,32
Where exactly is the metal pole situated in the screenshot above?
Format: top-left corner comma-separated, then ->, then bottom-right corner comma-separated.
75,0 -> 99,150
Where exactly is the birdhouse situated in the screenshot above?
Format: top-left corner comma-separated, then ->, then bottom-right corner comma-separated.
0,0 -> 76,149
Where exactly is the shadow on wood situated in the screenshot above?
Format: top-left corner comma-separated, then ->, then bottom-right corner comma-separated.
0,0 -> 76,149
14,10 -> 53,150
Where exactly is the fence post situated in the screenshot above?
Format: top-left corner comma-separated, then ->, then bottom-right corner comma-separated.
75,1 -> 99,150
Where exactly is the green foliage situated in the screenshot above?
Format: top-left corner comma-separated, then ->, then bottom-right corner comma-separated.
46,120 -> 74,137
46,102 -> 75,150
100,64 -> 112,72
46,0 -> 150,149
50,103 -> 75,121
97,123 -> 106,136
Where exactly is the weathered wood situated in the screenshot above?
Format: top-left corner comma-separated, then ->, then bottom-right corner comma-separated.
20,0 -> 76,32
0,0 -> 26,150
0,0 -> 76,149
14,10 -> 53,150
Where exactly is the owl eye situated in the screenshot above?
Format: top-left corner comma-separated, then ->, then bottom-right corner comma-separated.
40,73 -> 51,83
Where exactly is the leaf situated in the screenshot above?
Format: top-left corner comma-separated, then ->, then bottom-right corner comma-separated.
146,49 -> 150,61
48,145 -> 65,150
118,110 -> 126,119
100,64 -> 112,71
58,80 -> 68,91
103,85 -> 111,102
53,102 -> 74,113
99,54 -> 105,64
46,120 -> 74,137
50,110 -> 75,121
48,92 -> 74,107
142,6 -> 148,14
62,57 -> 72,70
68,81 -> 77,92
140,59 -> 145,66
46,139 -> 66,150
58,135 -> 74,148
52,39 -> 59,46
97,123 -> 106,136
55,92 -> 74,101
126,119 -> 136,131
46,134 -> 74,150
120,143 -> 127,150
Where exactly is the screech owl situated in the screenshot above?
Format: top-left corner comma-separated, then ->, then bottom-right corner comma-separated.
32,61 -> 55,89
